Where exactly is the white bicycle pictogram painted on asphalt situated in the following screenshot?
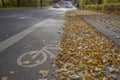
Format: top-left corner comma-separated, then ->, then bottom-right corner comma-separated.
17,45 -> 60,68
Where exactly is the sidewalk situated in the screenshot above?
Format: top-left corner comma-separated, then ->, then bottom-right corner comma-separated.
75,10 -> 120,49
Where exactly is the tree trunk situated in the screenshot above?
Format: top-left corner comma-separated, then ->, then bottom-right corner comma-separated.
98,0 -> 102,4
1,0 -> 5,7
40,0 -> 42,7
17,0 -> 21,7
28,0 -> 30,7
35,0 -> 37,6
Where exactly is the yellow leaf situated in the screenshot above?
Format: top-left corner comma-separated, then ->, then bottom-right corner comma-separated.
22,60 -> 30,65
1,76 -> 8,80
39,70 -> 49,76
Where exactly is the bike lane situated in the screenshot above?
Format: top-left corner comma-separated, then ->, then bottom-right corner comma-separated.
0,11 -> 65,80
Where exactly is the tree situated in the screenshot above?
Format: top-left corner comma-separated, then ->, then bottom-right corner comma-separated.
98,0 -> 102,4
17,0 -> 21,7
28,0 -> 30,6
40,0 -> 42,7
1,0 -> 5,7
79,0 -> 102,5
103,0 -> 120,3
10,0 -> 16,7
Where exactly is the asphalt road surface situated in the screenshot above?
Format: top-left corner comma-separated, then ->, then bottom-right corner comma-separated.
0,8 -> 74,80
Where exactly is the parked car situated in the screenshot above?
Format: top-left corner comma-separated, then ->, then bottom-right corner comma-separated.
64,2 -> 73,8
53,3 -> 60,8
65,4 -> 73,8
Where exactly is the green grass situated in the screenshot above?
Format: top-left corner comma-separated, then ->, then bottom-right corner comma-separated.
83,3 -> 120,11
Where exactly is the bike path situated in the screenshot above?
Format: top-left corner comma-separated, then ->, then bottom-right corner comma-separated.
0,11 -> 65,80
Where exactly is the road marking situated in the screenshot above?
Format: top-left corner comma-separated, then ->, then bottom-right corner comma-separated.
17,45 -> 60,68
0,20 -> 45,52
0,19 -> 64,53
18,16 -> 29,19
44,49 -> 56,58
17,50 -> 47,68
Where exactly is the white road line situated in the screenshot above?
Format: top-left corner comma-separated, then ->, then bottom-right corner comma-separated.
44,49 -> 56,58
31,51 -> 41,59
32,45 -> 47,59
0,18 -> 61,53
18,16 -> 29,19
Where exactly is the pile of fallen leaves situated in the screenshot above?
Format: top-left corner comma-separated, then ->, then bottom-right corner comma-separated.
53,11 -> 120,80
76,10 -> 120,38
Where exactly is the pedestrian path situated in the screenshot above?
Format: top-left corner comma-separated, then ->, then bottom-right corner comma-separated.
75,10 -> 120,49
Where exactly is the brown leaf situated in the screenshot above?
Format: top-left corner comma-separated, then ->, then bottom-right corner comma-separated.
39,70 -> 49,76
1,76 -> 8,80
22,60 -> 30,65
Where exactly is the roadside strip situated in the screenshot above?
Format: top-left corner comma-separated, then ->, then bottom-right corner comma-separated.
54,11 -> 120,80
75,11 -> 120,49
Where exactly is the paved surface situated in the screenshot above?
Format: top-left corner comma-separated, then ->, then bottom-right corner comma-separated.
0,8 -> 74,80
0,9 -> 50,42
76,10 -> 120,49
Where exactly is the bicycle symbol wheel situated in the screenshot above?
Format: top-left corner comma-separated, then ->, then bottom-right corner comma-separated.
17,50 -> 47,68
17,45 -> 60,68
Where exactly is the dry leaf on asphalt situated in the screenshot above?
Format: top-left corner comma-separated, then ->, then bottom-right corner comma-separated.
22,60 -> 31,65
35,60 -> 40,64
1,76 -> 8,80
9,71 -> 15,75
29,51 -> 37,56
39,70 -> 49,76
116,35 -> 120,39
51,61 -> 56,67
